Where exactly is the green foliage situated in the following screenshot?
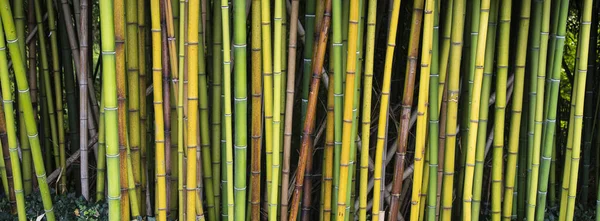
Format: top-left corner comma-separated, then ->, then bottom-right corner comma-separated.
0,190 -> 108,221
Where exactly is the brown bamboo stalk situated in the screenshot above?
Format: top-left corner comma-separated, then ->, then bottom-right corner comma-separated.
281,0 -> 299,220
389,1 -> 424,220
115,0 -> 130,217
288,0 -> 332,220
250,0 -> 263,218
26,0 -> 37,191
79,0 -> 90,200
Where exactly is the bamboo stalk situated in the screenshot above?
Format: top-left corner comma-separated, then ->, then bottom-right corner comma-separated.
427,1 -> 440,220
150,0 -> 168,217
441,0 -> 466,219
501,1 -> 531,220
211,0 -> 223,215
535,0 -> 569,219
0,50 -> 25,220
564,0 -> 592,218
0,1 -> 56,220
220,0 -> 235,219
281,0 -> 299,220
137,0 -> 148,213
331,0 -> 343,215
390,0 -> 425,219
249,0 -> 262,218
288,0 -> 331,219
25,1 -> 37,195
358,0 -> 376,220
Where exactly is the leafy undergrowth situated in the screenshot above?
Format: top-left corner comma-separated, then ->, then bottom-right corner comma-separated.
0,190 -> 108,221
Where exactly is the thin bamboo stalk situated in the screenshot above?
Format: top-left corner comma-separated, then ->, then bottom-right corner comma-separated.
211,0 -> 223,215
33,0 -> 60,177
427,1 -> 440,220
0,2 -> 56,220
526,0 -> 542,198
79,0 -> 91,200
331,0 -> 343,215
220,0 -> 234,219
372,0 -> 402,220
97,96 -> 106,201
137,0 -> 148,213
281,0 -> 299,220
45,0 -> 69,194
269,0 -> 284,218
125,0 -> 143,208
358,0 -> 376,220
249,0 -> 262,219
25,1 -> 37,195
490,1 -> 511,220
288,0 -> 331,219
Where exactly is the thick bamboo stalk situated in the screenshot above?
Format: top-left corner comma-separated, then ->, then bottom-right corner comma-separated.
331,0 -> 343,216
281,0 -> 299,220
564,1 -> 592,218
79,0 -> 91,200
427,1 -> 440,220
150,0 -> 168,217
249,0 -> 262,219
288,0 -> 331,219
441,0 -> 466,219
0,2 -> 56,220
269,0 -> 284,218
535,0 -> 569,219
0,54 -> 25,220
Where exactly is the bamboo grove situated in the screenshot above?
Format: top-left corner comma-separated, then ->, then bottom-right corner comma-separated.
0,0 -> 600,220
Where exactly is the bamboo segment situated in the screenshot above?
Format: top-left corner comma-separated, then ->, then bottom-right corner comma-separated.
250,0 -> 263,219
441,0 -> 466,219
427,1 -> 440,220
0,25 -> 26,221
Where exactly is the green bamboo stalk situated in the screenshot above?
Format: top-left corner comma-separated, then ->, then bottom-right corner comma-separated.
331,0 -> 343,215
564,0 -> 592,218
492,0 -> 511,220
211,0 -> 223,215
472,1 -> 498,219
0,2 -> 56,220
232,0 -> 248,219
526,0 -> 542,197
17,2 -> 31,194
358,0 -> 376,220
13,0 -> 24,60
301,0 -> 315,140
0,117 -> 9,197
535,0 -> 569,219
45,0 -> 68,194
198,1 -> 216,220
0,104 -> 16,215
0,36 -> 25,220
220,0 -> 234,219
137,0 -> 148,213
97,96 -> 106,201
126,0 -> 143,207
427,1 -> 440,220
33,0 -> 60,175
